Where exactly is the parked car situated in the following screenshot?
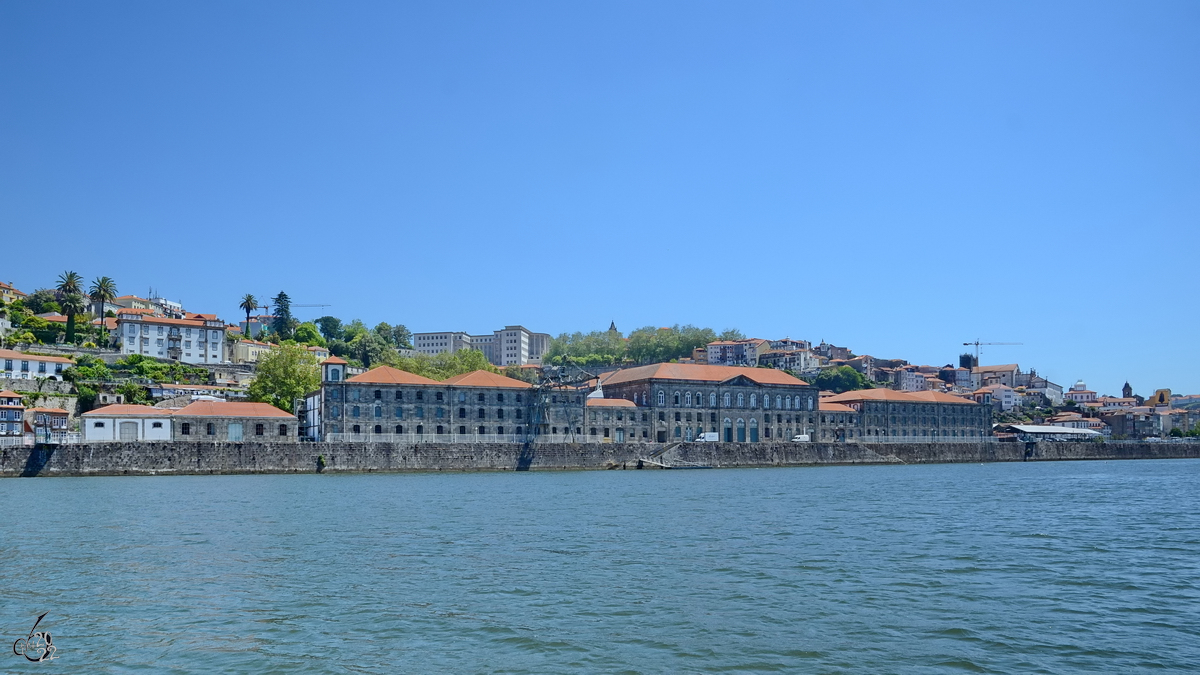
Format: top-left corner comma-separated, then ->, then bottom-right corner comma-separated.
791,434 -> 810,442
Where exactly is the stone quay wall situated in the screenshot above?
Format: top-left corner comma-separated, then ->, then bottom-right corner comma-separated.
2,440 -> 1199,478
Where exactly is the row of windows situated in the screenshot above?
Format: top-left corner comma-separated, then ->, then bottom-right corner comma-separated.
650,390 -> 815,411
336,424 -> 526,436
329,389 -> 524,404
2,360 -> 63,374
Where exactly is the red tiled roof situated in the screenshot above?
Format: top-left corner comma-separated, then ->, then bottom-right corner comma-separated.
347,366 -> 441,385
586,398 -> 637,408
322,356 -> 348,365
173,401 -> 294,418
442,370 -> 533,389
0,349 -> 73,364
83,404 -> 168,417
602,363 -> 809,387
824,389 -> 977,405
819,402 -> 855,413
0,390 -> 22,398
25,407 -> 68,415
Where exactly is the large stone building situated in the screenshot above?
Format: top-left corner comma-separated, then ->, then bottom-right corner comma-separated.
820,389 -> 992,440
597,363 -> 820,443
301,360 -> 577,442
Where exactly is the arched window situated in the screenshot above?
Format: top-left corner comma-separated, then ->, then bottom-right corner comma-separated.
477,408 -> 486,419
374,406 -> 382,418
807,397 -> 814,411
776,395 -> 782,409
737,393 -> 745,407
673,392 -> 680,406
685,392 -> 692,406
723,393 -> 731,407
749,394 -> 757,408
674,426 -> 681,438
331,405 -> 340,417
764,395 -> 770,410
710,393 -> 717,407
395,425 -> 404,434
329,368 -> 340,381
352,405 -> 360,418
416,425 -> 424,434
352,424 -> 360,434
657,391 -> 666,406
373,425 -> 382,434
478,425 -> 486,435
785,396 -> 792,410
695,392 -> 703,408
436,425 -> 445,435
496,409 -> 504,419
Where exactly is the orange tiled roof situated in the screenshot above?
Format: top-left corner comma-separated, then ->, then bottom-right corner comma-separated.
0,349 -> 73,364
602,363 -> 810,387
824,389 -> 977,405
442,370 -> 533,389
83,404 -> 167,417
117,314 -> 216,327
587,398 -> 637,408
347,366 -> 441,385
973,364 -> 1019,373
819,402 -> 855,413
25,407 -> 69,414
322,356 -> 348,365
40,314 -> 69,323
173,401 -> 294,418
0,390 -> 21,398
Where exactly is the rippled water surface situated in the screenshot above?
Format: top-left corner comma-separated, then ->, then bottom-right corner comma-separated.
3,460 -> 1200,673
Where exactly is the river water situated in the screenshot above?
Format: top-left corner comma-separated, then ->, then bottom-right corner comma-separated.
2,460 -> 1199,673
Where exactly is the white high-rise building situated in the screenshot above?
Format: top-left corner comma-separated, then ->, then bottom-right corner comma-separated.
411,325 -> 551,366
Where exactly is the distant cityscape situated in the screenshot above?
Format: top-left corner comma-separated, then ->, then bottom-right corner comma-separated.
1,275 -> 1197,447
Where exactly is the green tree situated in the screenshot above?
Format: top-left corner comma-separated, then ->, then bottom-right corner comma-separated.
292,322 -> 326,346
56,270 -> 83,296
117,381 -> 149,405
1169,427 -> 1184,438
89,276 -> 118,319
814,366 -> 872,393
60,293 -> 87,343
270,291 -> 293,339
392,324 -> 413,349
246,344 -> 320,413
239,293 -> 258,334
718,328 -> 747,341
314,316 -> 343,341
348,331 -> 395,368
374,322 -> 395,345
24,288 -> 59,314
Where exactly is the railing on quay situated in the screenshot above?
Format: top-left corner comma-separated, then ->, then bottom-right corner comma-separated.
322,432 -> 592,445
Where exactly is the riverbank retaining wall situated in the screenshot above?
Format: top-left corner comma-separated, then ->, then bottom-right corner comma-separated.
3,440 -> 1199,477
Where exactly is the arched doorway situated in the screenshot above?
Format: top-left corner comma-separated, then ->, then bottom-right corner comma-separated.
749,418 -> 758,442
723,418 -> 733,442
736,418 -> 746,442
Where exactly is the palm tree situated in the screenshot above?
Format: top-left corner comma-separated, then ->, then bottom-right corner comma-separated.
56,271 -> 83,296
239,294 -> 258,336
60,293 -> 87,343
89,276 -> 118,319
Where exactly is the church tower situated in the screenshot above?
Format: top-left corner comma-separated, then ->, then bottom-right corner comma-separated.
1122,381 -> 1133,399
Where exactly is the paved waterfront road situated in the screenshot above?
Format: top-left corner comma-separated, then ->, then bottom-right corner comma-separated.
2,461 -> 1199,673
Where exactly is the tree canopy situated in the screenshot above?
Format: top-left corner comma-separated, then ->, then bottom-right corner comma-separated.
542,323 -> 738,366
813,366 -> 873,394
247,344 -> 321,413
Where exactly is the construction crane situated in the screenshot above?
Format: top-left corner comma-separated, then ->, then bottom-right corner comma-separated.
962,340 -> 1023,365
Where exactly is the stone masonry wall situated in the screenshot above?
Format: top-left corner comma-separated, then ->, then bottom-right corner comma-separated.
2,440 -> 1199,478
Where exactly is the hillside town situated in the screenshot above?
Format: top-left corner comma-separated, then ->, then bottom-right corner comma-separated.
1,274 -> 1198,447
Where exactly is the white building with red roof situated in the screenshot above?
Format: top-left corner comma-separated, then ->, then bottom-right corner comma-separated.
116,310 -> 228,364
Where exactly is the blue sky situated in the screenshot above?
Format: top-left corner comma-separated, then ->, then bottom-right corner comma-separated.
2,1 -> 1197,396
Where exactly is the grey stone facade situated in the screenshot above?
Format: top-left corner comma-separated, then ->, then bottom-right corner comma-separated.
599,363 -> 820,443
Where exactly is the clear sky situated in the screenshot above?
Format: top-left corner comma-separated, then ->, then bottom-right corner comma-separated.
2,1 -> 1197,397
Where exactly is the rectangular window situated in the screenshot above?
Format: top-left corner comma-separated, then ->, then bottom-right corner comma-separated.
255,424 -> 264,436
181,423 -> 190,435
279,425 -> 288,436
